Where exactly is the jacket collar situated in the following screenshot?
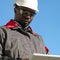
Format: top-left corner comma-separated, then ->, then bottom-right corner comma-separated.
6,19 -> 36,35
6,19 -> 18,28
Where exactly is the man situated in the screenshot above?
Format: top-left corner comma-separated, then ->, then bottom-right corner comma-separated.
0,0 -> 49,60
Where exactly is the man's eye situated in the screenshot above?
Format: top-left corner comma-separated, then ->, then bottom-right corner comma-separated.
31,13 -> 36,16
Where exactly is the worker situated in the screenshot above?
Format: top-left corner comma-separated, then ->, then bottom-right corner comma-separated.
0,0 -> 49,60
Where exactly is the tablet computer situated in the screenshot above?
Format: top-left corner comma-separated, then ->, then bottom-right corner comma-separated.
30,53 -> 60,60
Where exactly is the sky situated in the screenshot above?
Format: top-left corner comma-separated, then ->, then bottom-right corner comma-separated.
0,0 -> 60,55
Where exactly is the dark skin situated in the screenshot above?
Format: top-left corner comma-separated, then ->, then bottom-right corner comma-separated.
14,5 -> 36,28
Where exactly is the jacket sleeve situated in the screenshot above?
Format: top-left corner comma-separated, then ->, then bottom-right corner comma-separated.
36,34 -> 49,54
28,26 -> 49,54
39,35 -> 49,54
0,28 -> 6,56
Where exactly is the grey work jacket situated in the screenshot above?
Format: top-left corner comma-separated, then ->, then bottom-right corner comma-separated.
0,25 -> 46,59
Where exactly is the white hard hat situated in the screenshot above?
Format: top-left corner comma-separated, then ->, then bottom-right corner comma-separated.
14,0 -> 39,12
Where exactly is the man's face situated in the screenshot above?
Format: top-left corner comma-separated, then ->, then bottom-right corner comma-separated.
14,6 -> 36,27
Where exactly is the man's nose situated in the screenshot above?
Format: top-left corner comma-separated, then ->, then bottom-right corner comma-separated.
23,15 -> 31,19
